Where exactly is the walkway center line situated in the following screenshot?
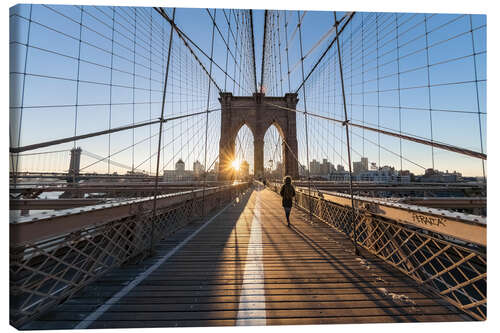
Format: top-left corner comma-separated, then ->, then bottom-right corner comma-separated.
74,198 -> 238,329
236,189 -> 267,326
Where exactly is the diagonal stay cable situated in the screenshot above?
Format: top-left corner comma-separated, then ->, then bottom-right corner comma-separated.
264,102 -> 486,161
294,12 -> 355,94
205,9 -> 237,64
260,10 -> 268,92
81,150 -> 133,171
11,109 -> 220,154
78,119 -> 185,172
154,7 -> 223,93
249,10 -> 258,93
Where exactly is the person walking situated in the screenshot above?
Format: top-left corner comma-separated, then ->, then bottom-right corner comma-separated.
280,176 -> 296,227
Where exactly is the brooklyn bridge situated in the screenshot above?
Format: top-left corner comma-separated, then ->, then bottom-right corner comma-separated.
9,5 -> 486,329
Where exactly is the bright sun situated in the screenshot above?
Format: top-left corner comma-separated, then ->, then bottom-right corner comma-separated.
231,159 -> 240,171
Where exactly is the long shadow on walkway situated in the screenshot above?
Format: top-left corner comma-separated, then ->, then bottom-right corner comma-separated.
260,188 -> 434,321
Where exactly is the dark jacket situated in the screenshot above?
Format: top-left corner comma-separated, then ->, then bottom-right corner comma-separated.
280,183 -> 296,208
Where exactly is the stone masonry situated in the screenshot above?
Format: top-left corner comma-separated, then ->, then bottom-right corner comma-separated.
218,92 -> 299,180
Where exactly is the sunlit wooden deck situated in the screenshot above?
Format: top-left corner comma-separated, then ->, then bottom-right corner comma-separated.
24,185 -> 468,329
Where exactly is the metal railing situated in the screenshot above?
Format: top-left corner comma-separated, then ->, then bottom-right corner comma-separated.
10,182 -> 249,327
268,181 -> 486,320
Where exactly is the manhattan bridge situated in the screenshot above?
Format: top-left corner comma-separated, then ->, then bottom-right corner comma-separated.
9,5 -> 486,329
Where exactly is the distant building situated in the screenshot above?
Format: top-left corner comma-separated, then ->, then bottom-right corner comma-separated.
337,164 -> 345,172
163,158 -> 195,181
420,168 -> 462,183
356,166 -> 410,183
163,169 -> 195,181
320,158 -> 333,175
125,170 -> 149,182
361,157 -> 368,171
310,159 -> 321,175
240,160 -> 250,178
299,165 -> 307,177
353,161 -> 363,174
175,159 -> 185,172
353,157 -> 369,174
275,161 -> 283,175
330,171 -> 349,181
268,161 -> 282,178
193,160 -> 204,176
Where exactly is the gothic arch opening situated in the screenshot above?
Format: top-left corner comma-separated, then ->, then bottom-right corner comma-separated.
263,123 -> 284,180
233,124 -> 254,179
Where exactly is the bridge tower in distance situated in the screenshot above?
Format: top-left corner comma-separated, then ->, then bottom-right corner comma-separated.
218,92 -> 299,180
69,147 -> 82,178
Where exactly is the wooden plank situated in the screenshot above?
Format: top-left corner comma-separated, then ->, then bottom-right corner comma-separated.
62,286 -> 439,298
41,305 -> 462,321
26,313 -> 468,330
63,292 -> 442,305
57,298 -> 449,312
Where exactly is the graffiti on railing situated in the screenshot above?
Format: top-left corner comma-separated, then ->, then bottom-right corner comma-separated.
411,213 -> 446,228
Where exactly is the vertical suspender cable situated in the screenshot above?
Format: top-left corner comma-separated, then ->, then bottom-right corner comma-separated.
107,7 -> 115,175
151,8 -> 176,254
260,10 -> 268,93
202,8 -> 217,217
149,9 -> 153,175
284,11 -> 291,92
334,11 -> 358,255
333,37 -> 337,169
161,12 -> 166,172
224,10 -> 231,91
361,13 -> 365,159
12,4 -> 33,188
424,14 -> 435,170
238,12 -> 243,95
396,13 -> 403,176
72,6 -> 84,185
376,14 -> 381,170
297,10 -> 312,221
469,14 -> 486,181
232,10 -> 239,94
132,8 -> 137,171
277,12 -> 284,96
349,15 -> 353,178
249,10 -> 258,94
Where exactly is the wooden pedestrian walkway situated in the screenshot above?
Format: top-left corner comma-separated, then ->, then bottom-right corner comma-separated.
24,185 -> 468,329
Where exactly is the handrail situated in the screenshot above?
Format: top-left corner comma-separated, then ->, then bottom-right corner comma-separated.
11,183 -> 249,246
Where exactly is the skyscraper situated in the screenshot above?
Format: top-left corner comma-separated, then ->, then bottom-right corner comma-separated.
361,157 -> 368,171
310,159 -> 321,175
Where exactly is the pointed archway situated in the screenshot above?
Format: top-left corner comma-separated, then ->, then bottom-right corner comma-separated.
263,123 -> 284,180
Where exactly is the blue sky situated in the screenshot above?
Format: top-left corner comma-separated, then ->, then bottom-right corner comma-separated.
9,4 -> 487,177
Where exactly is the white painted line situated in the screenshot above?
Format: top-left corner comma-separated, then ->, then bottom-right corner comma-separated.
74,199 -> 237,329
236,191 -> 267,326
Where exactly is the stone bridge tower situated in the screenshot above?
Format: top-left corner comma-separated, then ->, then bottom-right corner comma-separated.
218,92 -> 299,180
